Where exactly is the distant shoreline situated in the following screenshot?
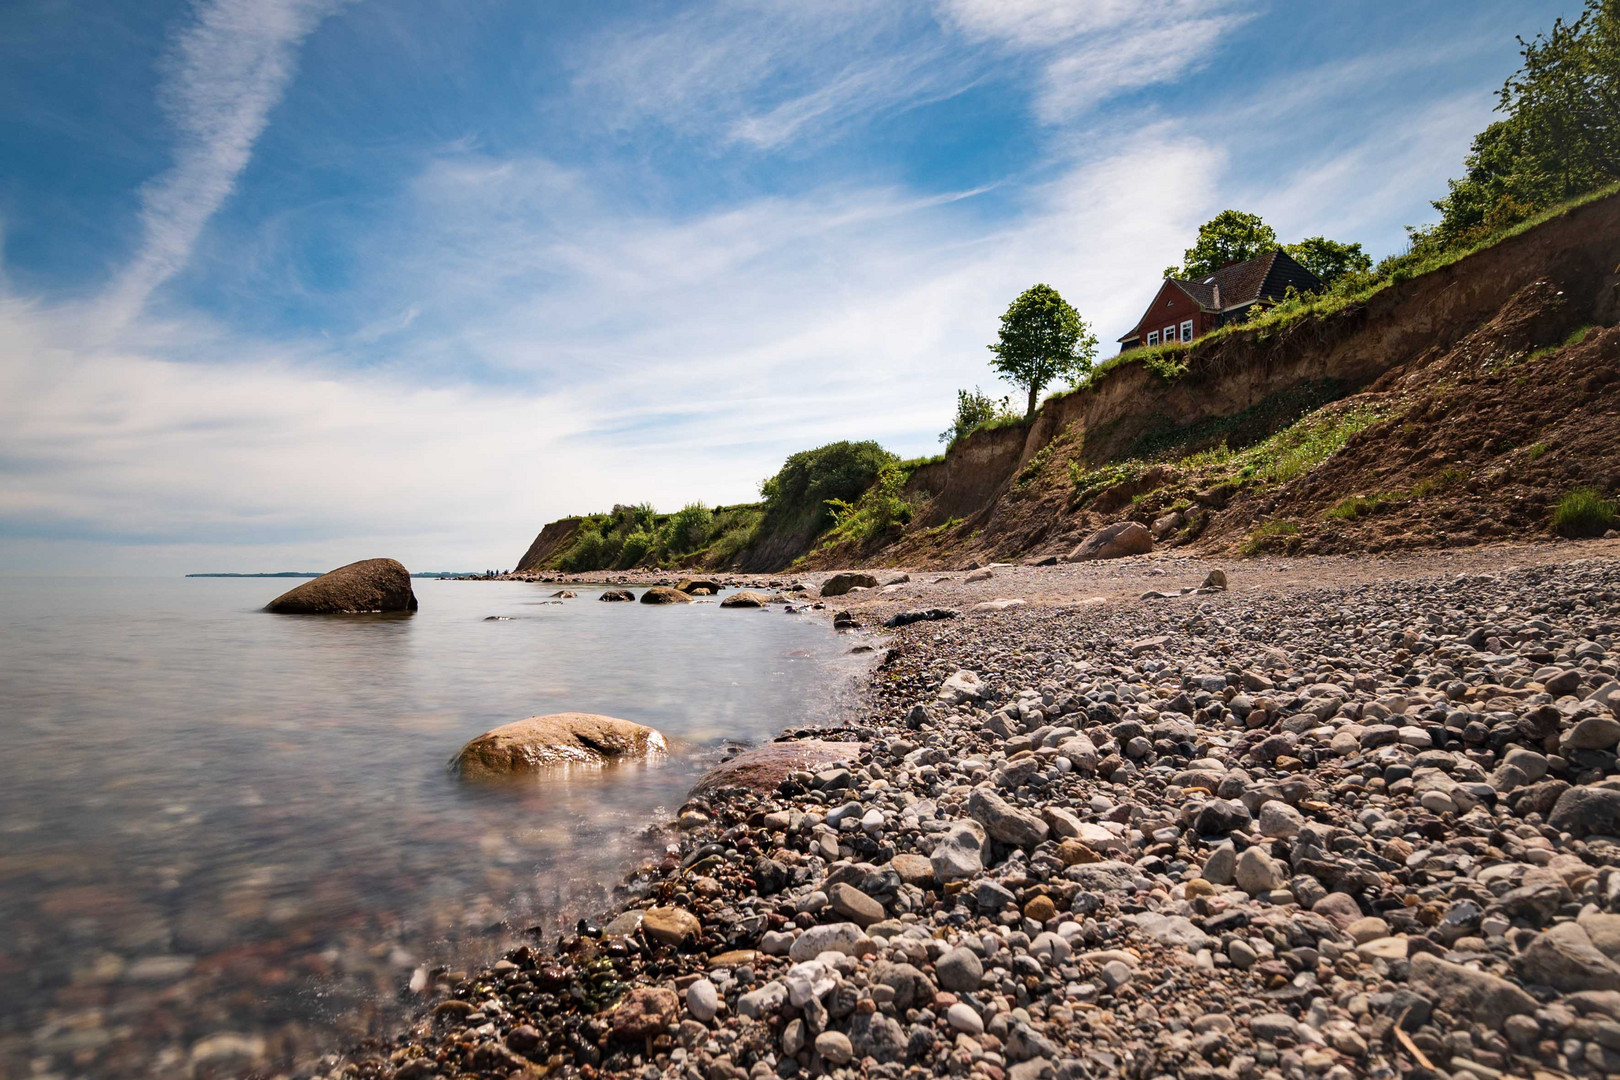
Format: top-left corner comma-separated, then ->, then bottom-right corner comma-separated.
185,572 -> 475,578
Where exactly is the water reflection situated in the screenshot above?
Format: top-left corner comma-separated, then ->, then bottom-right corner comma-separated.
0,577 -> 864,1077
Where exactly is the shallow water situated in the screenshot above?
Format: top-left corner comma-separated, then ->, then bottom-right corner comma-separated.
0,576 -> 866,1077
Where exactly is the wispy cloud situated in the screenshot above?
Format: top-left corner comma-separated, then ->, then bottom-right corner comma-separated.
570,1 -> 968,151
106,0 -> 342,321
935,0 -> 1256,122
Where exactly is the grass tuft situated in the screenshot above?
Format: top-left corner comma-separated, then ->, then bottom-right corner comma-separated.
1552,486 -> 1618,538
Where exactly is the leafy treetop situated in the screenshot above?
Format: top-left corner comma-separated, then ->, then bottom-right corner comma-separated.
1415,0 -> 1620,252
1282,236 -> 1373,287
1164,210 -> 1278,280
988,284 -> 1098,417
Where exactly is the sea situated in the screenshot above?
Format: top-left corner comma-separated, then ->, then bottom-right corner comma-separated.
0,575 -> 868,1077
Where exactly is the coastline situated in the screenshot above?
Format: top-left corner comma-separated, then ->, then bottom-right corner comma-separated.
347,538 -> 1620,1080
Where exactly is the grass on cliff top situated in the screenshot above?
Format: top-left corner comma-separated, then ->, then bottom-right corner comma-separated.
1058,181 -> 1620,402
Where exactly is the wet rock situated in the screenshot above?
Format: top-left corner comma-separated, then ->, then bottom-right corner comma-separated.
264,558 -> 417,614
450,713 -> 667,778
642,906 -> 701,948
599,589 -> 635,601
689,740 -> 862,797
720,590 -> 772,608
639,586 -> 693,605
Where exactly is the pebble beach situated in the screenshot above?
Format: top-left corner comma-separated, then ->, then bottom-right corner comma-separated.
334,540 -> 1620,1080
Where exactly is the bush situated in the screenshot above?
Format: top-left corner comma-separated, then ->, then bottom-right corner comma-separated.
760,441 -> 898,534
558,521 -> 618,572
663,502 -> 712,556
1552,486 -> 1617,537
821,463 -> 918,547
940,387 -> 1016,446
617,527 -> 656,568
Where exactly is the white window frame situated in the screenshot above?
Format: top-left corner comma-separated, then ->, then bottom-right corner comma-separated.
1181,319 -> 1194,342
1164,325 -> 1176,344
1147,330 -> 1159,345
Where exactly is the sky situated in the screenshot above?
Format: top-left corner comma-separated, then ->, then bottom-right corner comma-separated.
0,0 -> 1585,574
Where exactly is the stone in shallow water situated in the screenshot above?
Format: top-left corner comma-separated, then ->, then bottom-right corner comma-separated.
449,713 -> 667,778
264,558 -> 417,614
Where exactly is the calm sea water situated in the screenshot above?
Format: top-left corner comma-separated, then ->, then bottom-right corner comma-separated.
0,576 -> 866,1078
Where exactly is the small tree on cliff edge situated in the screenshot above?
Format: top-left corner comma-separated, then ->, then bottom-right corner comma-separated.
988,284 -> 1098,417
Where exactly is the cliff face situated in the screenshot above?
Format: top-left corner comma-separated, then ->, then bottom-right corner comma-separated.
868,189 -> 1620,566
514,518 -> 581,574
513,191 -> 1620,572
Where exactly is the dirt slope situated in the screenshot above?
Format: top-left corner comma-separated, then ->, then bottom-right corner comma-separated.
810,192 -> 1620,569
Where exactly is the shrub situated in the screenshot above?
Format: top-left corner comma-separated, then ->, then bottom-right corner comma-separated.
822,463 -> 917,547
617,527 -> 656,568
760,440 -> 898,534
664,502 -> 712,556
1552,486 -> 1618,537
1240,520 -> 1300,556
558,521 -> 618,572
940,387 -> 1016,446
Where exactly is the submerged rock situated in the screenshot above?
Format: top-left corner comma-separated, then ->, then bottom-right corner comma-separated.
450,713 -> 667,779
599,589 -> 635,602
639,586 -> 694,605
264,558 -> 417,614
689,740 -> 862,797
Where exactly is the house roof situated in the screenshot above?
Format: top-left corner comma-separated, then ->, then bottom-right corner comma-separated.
1116,249 -> 1324,341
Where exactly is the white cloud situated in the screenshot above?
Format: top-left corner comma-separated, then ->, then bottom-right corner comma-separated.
935,0 -> 1256,122
106,0 -> 343,321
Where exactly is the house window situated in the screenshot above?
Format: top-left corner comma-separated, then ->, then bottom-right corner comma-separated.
1181,320 -> 1194,342
1147,330 -> 1159,345
1164,326 -> 1176,344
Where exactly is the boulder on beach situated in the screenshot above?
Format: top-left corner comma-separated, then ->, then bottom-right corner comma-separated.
689,739 -> 863,797
820,572 -> 878,597
264,558 -> 417,614
599,589 -> 635,602
1068,521 -> 1152,562
450,713 -> 667,779
640,586 -> 694,605
721,590 -> 772,608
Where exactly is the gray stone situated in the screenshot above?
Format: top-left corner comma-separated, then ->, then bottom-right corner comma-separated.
1551,786 -> 1620,838
1235,847 -> 1286,896
1409,953 -> 1537,1027
969,789 -> 1049,847
788,923 -> 866,962
930,820 -> 989,882
1520,923 -> 1620,992
936,946 -> 984,992
814,1030 -> 853,1065
686,979 -> 719,1022
1203,843 -> 1237,886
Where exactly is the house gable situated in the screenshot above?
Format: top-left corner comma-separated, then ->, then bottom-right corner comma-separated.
1116,280 -> 1212,345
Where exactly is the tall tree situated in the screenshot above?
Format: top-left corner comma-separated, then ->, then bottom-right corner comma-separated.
988,284 -> 1098,417
1164,210 -> 1278,279
1420,0 -> 1620,251
1283,236 -> 1373,286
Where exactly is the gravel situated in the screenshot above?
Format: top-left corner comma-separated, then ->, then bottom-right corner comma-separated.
353,553 -> 1620,1080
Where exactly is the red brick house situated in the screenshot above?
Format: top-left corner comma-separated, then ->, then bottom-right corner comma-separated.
1116,249 -> 1323,352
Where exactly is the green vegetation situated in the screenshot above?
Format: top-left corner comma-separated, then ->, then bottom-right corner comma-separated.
1164,210 -> 1278,280
1417,0 -> 1620,254
1527,442 -> 1552,460
940,387 -> 1016,446
760,440 -> 898,536
1242,406 -> 1385,484
1553,485 -> 1618,537
1240,521 -> 1300,556
552,501 -> 765,572
988,284 -> 1098,416
1162,209 -> 1368,288
1326,493 -> 1396,520
819,463 -> 919,549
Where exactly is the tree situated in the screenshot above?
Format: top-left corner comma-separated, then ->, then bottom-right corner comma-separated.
1164,210 -> 1279,280
759,440 -> 898,533
1419,0 -> 1620,251
1283,236 -> 1373,287
988,284 -> 1097,418
939,386 -> 1014,445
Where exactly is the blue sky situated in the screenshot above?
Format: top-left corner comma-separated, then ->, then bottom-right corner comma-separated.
0,0 -> 1583,573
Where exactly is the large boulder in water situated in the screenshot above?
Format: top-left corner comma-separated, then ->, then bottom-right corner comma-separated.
640,586 -> 693,605
676,579 -> 722,595
690,739 -> 863,797
451,713 -> 667,779
264,558 -> 417,614
720,590 -> 772,608
1068,522 -> 1152,562
820,572 -> 878,598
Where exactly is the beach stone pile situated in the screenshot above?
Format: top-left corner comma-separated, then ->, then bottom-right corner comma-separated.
357,559 -> 1620,1080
